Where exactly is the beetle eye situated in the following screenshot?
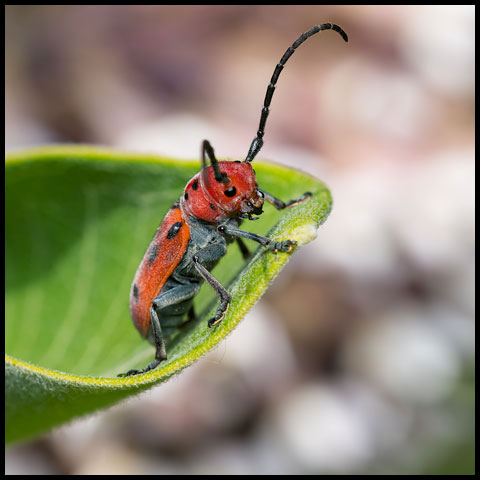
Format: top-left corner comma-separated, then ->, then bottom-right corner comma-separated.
224,186 -> 237,197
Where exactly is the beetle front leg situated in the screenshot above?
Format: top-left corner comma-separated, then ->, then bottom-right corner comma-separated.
218,225 -> 296,253
259,188 -> 311,210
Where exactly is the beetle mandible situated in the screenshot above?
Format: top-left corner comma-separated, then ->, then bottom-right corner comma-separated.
120,23 -> 348,376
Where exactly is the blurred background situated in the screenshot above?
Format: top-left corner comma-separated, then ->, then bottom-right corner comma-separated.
5,5 -> 475,475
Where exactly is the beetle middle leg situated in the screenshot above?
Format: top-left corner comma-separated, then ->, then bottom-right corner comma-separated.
193,256 -> 231,327
190,241 -> 231,327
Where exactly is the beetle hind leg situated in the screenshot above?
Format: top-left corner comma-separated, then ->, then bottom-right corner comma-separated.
118,306 -> 167,377
118,282 -> 201,377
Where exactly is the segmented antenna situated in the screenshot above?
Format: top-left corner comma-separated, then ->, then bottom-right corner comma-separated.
245,23 -> 348,163
202,139 -> 229,185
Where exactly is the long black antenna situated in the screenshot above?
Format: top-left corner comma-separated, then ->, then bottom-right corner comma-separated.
245,23 -> 348,163
201,139 -> 229,183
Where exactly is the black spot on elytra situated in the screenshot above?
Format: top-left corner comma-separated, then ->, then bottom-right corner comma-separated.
184,192 -> 189,201
167,222 -> 183,239
133,283 -> 139,302
148,244 -> 158,265
210,203 -> 216,210
192,179 -> 198,190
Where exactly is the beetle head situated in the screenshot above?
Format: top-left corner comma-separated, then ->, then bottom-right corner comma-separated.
203,160 -> 264,219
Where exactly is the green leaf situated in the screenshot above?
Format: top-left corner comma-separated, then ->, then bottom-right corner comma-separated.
5,145 -> 332,444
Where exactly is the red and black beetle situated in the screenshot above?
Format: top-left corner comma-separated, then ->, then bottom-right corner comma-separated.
121,23 -> 348,376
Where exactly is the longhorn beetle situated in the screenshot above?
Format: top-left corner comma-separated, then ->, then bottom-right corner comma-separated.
120,23 -> 348,376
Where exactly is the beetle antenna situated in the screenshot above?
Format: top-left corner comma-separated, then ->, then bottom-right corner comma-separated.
245,23 -> 348,163
202,139 -> 229,184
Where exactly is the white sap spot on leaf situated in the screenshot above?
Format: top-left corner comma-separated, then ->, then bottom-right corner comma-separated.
288,224 -> 318,246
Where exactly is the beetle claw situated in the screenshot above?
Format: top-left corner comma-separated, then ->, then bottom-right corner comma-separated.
268,239 -> 296,253
118,369 -> 140,377
208,316 -> 221,327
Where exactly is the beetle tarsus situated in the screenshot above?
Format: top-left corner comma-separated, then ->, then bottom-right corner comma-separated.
118,357 -> 162,377
267,239 -> 297,253
208,301 -> 229,327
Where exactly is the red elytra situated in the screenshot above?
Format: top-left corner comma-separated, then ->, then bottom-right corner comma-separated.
130,206 -> 190,338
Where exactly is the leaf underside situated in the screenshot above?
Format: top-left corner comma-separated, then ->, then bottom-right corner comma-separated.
5,145 -> 332,444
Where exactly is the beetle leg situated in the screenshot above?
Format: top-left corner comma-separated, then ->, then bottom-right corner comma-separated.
188,305 -> 196,322
121,307 -> 167,376
119,307 -> 167,377
258,188 -> 311,210
119,283 -> 200,377
236,237 -> 251,260
192,255 -> 231,327
218,224 -> 296,253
